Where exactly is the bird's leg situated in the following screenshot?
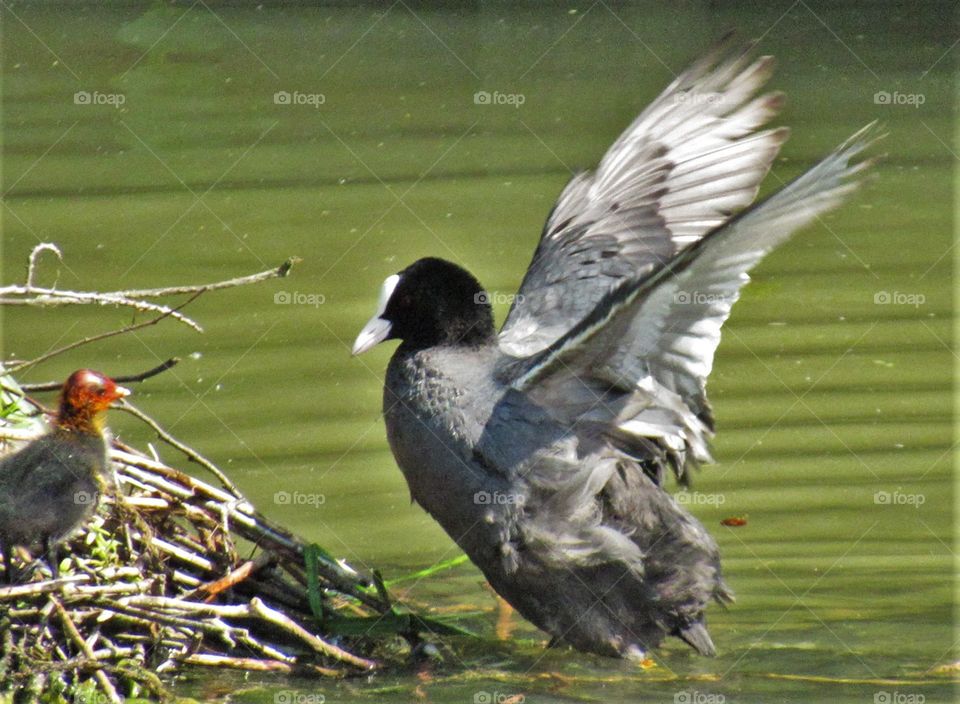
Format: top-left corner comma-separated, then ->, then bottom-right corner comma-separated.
44,538 -> 60,579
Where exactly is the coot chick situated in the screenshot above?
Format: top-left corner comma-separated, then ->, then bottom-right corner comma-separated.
352,42 -> 875,658
0,369 -> 129,581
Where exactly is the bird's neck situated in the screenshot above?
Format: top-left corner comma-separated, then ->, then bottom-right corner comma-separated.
55,407 -> 106,436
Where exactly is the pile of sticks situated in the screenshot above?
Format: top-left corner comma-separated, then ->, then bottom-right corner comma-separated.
0,426 -> 397,701
0,245 -> 427,701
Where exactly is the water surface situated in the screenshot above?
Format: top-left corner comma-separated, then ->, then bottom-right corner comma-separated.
1,2 -> 954,702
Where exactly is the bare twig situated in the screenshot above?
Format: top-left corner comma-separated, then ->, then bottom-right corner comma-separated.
177,653 -> 345,677
193,552 -> 276,603
113,257 -> 299,298
7,290 -> 202,373
51,597 -> 122,704
1,244 -> 299,334
248,598 -> 377,670
116,401 -> 243,499
25,243 -> 62,288
0,427 -> 44,443
0,289 -> 204,331
0,576 -> 88,601
20,358 -> 181,393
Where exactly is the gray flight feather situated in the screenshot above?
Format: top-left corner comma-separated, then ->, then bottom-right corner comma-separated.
500,37 -> 789,358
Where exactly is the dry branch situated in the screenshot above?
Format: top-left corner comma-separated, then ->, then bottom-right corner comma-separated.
6,293 -> 200,374
20,358 -> 181,393
0,243 -> 297,337
115,400 -> 244,500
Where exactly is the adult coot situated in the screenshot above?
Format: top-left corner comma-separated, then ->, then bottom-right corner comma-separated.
352,41 -> 875,658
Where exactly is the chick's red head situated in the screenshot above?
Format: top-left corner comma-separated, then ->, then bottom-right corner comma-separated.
58,369 -> 130,432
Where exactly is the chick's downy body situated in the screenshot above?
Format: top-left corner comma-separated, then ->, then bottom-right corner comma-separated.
0,429 -> 108,550
0,369 -> 128,579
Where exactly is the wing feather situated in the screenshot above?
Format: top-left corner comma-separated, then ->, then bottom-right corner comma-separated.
500,38 -> 786,358
499,125 -> 878,481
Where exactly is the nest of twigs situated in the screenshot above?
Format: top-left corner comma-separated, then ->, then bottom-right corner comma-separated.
0,429 -> 401,700
0,246 -> 459,702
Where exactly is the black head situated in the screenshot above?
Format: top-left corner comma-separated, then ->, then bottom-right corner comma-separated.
352,257 -> 496,354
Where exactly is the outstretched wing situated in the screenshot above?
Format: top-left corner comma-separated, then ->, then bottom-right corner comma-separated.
499,37 -> 788,357
499,126 -> 877,481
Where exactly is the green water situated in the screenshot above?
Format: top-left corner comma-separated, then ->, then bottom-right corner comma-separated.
1,2 -> 955,702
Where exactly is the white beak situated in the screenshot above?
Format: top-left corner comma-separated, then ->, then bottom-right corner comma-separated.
351,273 -> 400,356
352,316 -> 393,355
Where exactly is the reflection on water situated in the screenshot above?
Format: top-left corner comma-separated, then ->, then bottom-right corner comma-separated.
1,2 -> 953,702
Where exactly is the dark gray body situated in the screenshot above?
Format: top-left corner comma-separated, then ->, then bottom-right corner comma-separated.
0,429 -> 107,552
385,345 -> 729,656
361,43 -> 874,657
